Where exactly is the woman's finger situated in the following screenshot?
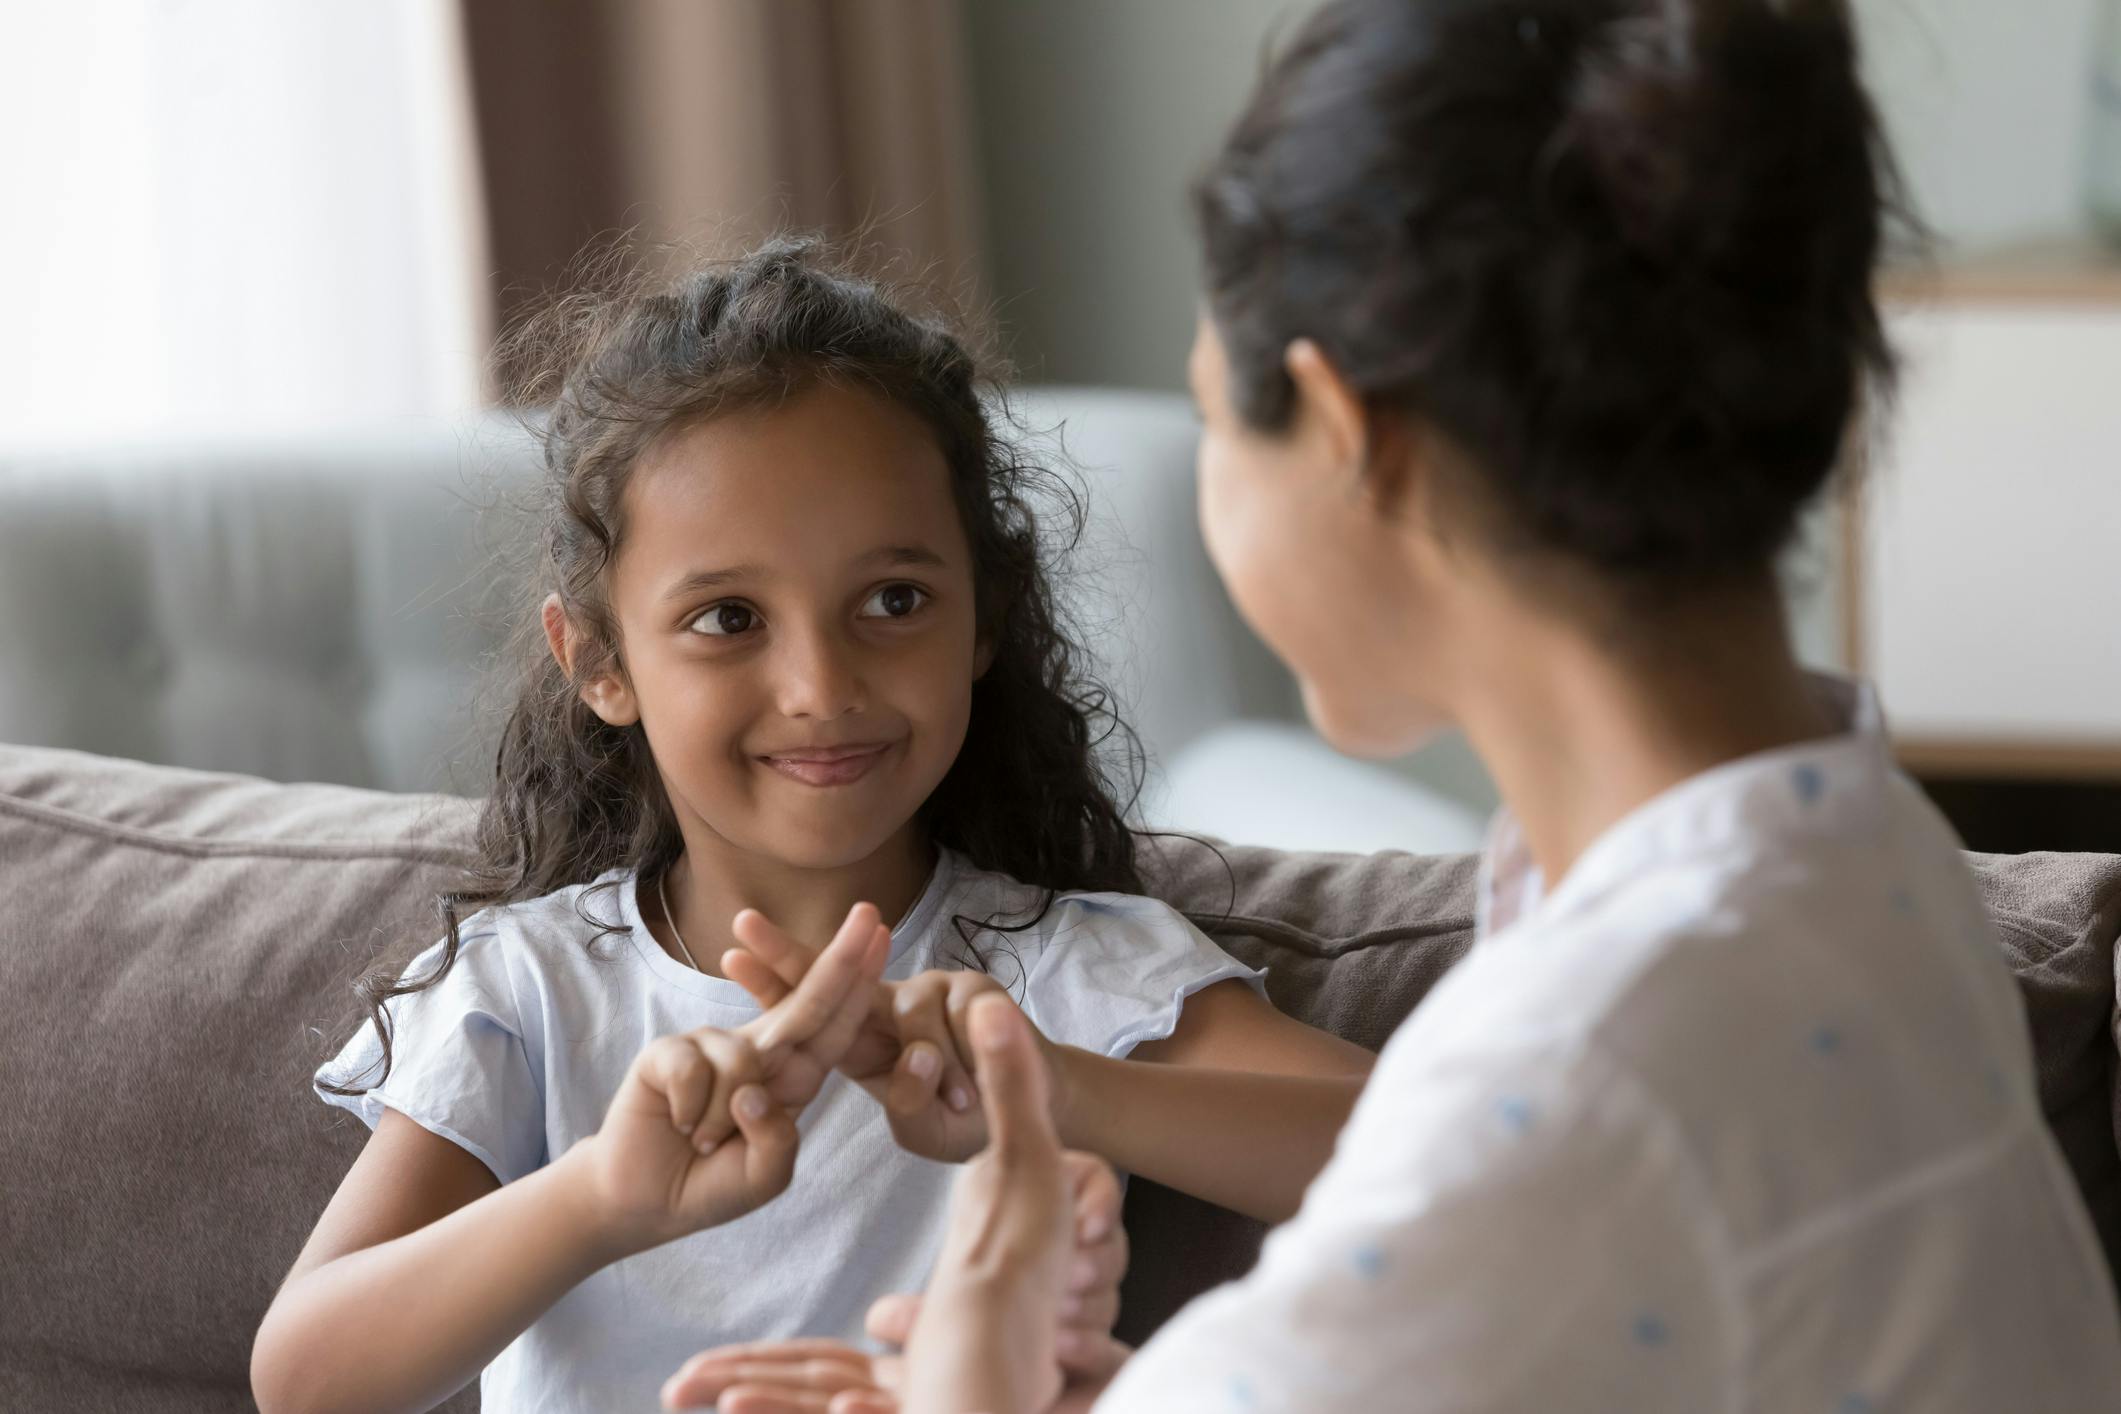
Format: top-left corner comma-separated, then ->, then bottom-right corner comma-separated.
1058,1283 -> 1120,1335
1065,1150 -> 1123,1246
864,1291 -> 921,1347
668,1355 -> 877,1414
1053,1328 -> 1133,1382
826,1392 -> 898,1414
967,993 -> 1059,1166
720,1391 -> 835,1414
662,1342 -> 876,1409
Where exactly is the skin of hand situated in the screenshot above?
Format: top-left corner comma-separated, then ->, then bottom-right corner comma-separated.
723,911 -> 1068,1163
902,993 -> 1083,1414
575,902 -> 892,1258
659,1152 -> 1132,1412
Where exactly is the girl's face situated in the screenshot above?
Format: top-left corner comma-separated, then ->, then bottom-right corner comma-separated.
583,381 -> 983,872
1189,315 -> 1453,758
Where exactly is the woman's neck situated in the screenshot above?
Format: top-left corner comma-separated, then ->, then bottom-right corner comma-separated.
1453,584 -> 1837,892
654,823 -> 935,978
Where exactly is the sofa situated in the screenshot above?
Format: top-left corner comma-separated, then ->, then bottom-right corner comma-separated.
2,745 -> 2119,1411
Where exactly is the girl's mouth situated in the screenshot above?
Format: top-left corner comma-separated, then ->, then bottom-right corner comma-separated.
757,741 -> 896,788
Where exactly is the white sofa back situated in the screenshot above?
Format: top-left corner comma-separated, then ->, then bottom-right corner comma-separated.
0,388 -> 1296,801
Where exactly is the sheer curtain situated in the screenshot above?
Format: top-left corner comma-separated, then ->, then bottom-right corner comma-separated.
0,1 -> 489,444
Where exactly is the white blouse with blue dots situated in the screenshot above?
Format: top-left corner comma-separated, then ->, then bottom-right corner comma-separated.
1099,676 -> 2121,1412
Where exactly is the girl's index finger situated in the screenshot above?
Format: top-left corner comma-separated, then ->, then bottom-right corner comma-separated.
746,903 -> 886,1055
723,947 -> 793,1008
730,908 -> 818,989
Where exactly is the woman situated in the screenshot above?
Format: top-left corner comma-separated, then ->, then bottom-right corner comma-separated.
673,0 -> 2121,1408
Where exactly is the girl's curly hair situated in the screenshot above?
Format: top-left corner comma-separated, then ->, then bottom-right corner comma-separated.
324,237 -> 1145,1095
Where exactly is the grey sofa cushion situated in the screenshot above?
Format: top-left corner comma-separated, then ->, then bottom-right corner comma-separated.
0,748 -> 480,1414
2,745 -> 2116,1406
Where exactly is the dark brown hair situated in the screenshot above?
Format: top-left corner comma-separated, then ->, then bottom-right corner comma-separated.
1195,0 -> 1908,584
325,238 -> 1143,1095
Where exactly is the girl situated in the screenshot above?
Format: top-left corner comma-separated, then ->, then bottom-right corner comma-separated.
840,0 -> 2121,1410
249,241 -> 1372,1414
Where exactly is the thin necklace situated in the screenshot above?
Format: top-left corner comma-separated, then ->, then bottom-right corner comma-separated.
654,869 -> 702,972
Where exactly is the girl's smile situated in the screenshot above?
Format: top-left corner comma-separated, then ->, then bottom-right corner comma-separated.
757,739 -> 902,788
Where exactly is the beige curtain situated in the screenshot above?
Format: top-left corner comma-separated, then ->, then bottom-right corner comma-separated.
460,0 -> 983,377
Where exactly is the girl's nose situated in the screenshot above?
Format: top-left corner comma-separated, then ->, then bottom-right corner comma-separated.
773,624 -> 867,722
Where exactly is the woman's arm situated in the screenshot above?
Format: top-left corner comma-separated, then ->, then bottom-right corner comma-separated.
1053,978 -> 1373,1222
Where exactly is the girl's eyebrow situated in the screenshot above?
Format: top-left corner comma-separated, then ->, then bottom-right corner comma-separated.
661,564 -> 764,601
863,545 -> 949,571
661,547 -> 946,602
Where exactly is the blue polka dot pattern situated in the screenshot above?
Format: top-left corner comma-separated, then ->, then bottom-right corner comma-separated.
1496,1096 -> 1536,1134
1353,1244 -> 1387,1280
1837,1395 -> 1877,1414
1634,1313 -> 1671,1347
1228,1373 -> 1258,1408
1793,764 -> 1826,804
1811,1025 -> 1844,1056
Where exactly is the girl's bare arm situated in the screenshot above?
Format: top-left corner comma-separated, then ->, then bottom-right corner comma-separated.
251,1112 -> 618,1414
1054,979 -> 1374,1223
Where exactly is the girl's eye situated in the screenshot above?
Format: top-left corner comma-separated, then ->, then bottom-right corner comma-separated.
689,602 -> 760,637
859,584 -> 929,620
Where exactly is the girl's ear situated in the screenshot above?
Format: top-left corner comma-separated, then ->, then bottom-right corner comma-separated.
972,634 -> 998,681
541,593 -> 642,727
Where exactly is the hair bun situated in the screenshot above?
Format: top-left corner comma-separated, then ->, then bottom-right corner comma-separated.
1562,0 -> 1865,263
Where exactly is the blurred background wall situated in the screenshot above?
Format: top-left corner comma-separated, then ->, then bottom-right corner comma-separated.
969,0 -> 2112,390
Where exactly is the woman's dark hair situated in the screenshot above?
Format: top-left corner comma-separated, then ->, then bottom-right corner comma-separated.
1194,0 -> 1907,584
324,238 -> 1144,1095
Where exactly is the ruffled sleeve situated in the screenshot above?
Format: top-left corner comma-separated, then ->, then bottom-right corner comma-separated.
314,926 -> 546,1185
1017,893 -> 1264,1058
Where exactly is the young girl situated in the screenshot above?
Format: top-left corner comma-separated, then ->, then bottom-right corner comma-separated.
249,241 -> 1371,1414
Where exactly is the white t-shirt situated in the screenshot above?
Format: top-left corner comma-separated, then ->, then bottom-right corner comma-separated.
1103,678 -> 2121,1412
316,848 -> 1259,1414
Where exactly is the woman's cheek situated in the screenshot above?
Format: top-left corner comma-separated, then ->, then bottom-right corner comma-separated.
1197,436 -> 1295,651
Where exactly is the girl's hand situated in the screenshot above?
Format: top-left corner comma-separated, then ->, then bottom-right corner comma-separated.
575,904 -> 889,1256
724,920 -> 1071,1163
659,1149 -> 1132,1411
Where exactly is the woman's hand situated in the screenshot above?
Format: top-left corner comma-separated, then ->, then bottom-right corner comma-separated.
724,918 -> 1074,1163
660,1148 -> 1133,1411
903,994 -> 1081,1414
570,903 -> 890,1257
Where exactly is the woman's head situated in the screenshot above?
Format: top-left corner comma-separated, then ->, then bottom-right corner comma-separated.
1189,0 -> 1900,754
